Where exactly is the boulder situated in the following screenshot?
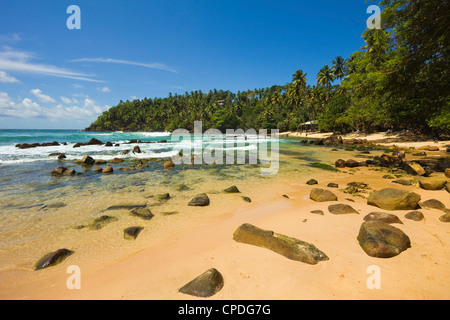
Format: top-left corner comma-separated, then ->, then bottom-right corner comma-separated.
419,177 -> 447,190
130,208 -> 154,220
105,141 -> 113,147
367,188 -> 421,210
178,268 -> 224,298
344,159 -> 360,168
327,183 -> 339,188
404,211 -> 424,221
224,186 -> 240,193
311,210 -> 324,215
123,226 -> 144,240
233,223 -> 329,264
357,221 -> 411,258
335,159 -> 345,168
34,248 -> 74,270
133,145 -> 141,153
363,212 -> 403,224
109,158 -> 123,164
81,155 -> 95,165
87,138 -> 103,145
328,204 -> 359,215
241,196 -> 252,203
102,165 -> 114,174
439,212 -> 450,222
306,179 -> 318,185
88,215 -> 118,230
404,162 -> 426,176
379,154 -> 403,167
163,160 -> 174,169
420,199 -> 446,211
188,193 -> 210,206
309,188 -> 338,202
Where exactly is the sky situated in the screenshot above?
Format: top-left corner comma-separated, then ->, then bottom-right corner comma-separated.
0,0 -> 376,129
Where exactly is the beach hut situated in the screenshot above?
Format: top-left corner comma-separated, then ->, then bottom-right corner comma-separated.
300,120 -> 319,132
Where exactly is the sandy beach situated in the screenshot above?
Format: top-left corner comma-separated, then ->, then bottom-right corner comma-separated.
1,132 -> 449,300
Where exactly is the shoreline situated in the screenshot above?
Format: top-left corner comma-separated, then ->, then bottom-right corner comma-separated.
0,133 -> 449,300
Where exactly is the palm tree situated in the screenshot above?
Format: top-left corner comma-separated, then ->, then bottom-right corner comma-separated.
316,65 -> 335,86
292,69 -> 307,86
332,56 -> 346,80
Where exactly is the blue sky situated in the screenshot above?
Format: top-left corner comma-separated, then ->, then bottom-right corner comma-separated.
0,0 -> 375,129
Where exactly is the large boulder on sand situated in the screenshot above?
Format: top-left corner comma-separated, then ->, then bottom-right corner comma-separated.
357,221 -> 411,258
310,188 -> 338,202
233,223 -> 329,265
188,193 -> 210,206
178,268 -> 224,298
419,177 -> 447,190
367,188 -> 421,210
363,212 -> 403,224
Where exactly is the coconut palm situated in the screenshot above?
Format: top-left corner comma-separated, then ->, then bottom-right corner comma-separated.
316,65 -> 335,86
331,56 -> 346,80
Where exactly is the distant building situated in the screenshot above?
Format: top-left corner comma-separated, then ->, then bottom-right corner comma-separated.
216,100 -> 225,108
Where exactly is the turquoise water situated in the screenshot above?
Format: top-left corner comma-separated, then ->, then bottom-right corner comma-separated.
0,129 -> 347,271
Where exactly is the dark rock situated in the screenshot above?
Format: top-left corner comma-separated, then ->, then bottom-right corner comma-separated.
81,155 -> 95,165
344,159 -> 360,168
306,179 -> 318,185
88,215 -> 118,230
188,193 -> 210,206
363,212 -> 403,224
58,154 -> 66,160
106,204 -> 147,211
133,145 -> 141,153
34,248 -> 74,270
105,141 -> 113,147
404,211 -> 424,221
357,221 -> 411,258
311,210 -> 324,215
419,177 -> 447,190
335,159 -> 345,168
130,208 -> 154,220
379,154 -> 403,167
233,223 -> 329,264
178,268 -> 224,298
224,186 -> 240,193
95,159 -> 107,165
412,152 -> 427,156
87,138 -> 103,145
282,194 -> 289,199
93,166 -> 103,173
383,175 -> 395,179
241,196 -> 252,203
73,143 -> 82,148
367,188 -> 421,210
124,226 -> 144,240
327,183 -> 339,188
392,179 -> 412,186
328,204 -> 359,215
122,150 -> 130,155
420,199 -> 446,211
446,182 -> 450,193
310,188 -> 338,202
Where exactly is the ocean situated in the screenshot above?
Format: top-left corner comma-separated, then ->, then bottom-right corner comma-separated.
0,129 -> 340,273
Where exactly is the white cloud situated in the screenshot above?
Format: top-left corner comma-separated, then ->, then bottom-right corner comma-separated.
0,46 -> 101,82
61,96 -> 78,104
0,92 -> 45,118
0,91 -> 108,121
71,57 -> 178,73
0,71 -> 19,83
97,86 -> 111,93
0,33 -> 22,43
31,89 -> 56,103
